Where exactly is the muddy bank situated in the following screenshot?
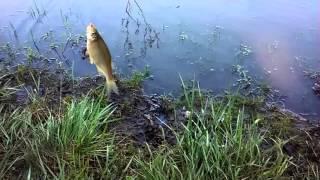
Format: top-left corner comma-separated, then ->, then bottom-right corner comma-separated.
0,65 -> 318,140
1,66 -> 320,177
0,65 -> 185,148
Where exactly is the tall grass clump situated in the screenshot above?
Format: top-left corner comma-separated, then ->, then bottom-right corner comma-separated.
42,96 -> 116,155
0,95 -> 119,179
135,79 -> 290,179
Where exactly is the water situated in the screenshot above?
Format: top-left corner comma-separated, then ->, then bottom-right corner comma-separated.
0,0 -> 319,120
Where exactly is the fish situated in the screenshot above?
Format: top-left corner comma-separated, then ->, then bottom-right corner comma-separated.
86,23 -> 119,95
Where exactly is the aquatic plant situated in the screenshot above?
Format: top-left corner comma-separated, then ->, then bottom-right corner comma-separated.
124,66 -> 151,88
27,0 -> 47,22
24,47 -> 40,64
232,64 -> 252,90
0,74 -> 19,101
0,43 -> 16,63
123,0 -> 160,58
9,22 -> 18,40
235,43 -> 252,59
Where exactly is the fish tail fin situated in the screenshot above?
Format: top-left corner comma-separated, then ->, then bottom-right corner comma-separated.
106,79 -> 119,95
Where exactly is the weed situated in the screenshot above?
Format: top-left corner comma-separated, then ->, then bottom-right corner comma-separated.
0,43 -> 16,62
124,66 -> 151,88
235,43 -> 252,59
0,74 -> 19,101
28,0 -> 47,22
0,94 -> 120,178
134,81 -> 289,179
0,68 -> 318,179
24,47 -> 40,64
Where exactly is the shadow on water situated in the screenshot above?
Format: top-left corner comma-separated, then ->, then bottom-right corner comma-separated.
0,0 -> 319,121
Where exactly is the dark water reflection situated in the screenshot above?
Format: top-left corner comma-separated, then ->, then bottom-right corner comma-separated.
0,0 -> 319,120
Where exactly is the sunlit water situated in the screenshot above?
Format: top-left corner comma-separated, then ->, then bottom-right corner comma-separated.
0,0 -> 319,120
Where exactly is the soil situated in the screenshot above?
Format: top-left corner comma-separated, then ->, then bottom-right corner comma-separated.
1,66 -> 320,176
0,66 -> 185,148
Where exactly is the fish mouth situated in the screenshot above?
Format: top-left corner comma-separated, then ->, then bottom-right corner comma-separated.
86,23 -> 99,41
86,23 -> 97,33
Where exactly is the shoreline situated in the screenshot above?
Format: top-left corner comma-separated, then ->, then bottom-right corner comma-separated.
1,65 -> 319,178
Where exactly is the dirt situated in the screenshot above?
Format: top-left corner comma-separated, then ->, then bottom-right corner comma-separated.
1,66 -> 320,177
76,74 -> 185,147
258,101 -> 320,176
0,66 -> 185,148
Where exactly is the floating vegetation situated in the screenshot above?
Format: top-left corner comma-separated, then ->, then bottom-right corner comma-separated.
235,43 -> 253,59
232,64 -> 252,90
24,47 -> 40,63
40,30 -> 55,42
179,31 -> 188,40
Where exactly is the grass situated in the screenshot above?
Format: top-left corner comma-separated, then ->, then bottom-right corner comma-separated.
124,66 -> 151,88
0,70 -> 319,179
0,74 -> 19,101
0,43 -> 16,62
134,79 -> 289,180
28,0 -> 47,21
25,47 -> 40,64
0,93 -> 119,179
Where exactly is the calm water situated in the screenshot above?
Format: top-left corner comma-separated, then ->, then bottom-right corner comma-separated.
0,0 -> 319,120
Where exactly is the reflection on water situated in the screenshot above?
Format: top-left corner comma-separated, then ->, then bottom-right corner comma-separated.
0,0 -> 319,119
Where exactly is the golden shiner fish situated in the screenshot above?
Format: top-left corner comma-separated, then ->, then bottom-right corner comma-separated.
86,23 -> 119,95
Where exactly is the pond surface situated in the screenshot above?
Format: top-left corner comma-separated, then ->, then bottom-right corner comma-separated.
0,0 -> 319,120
